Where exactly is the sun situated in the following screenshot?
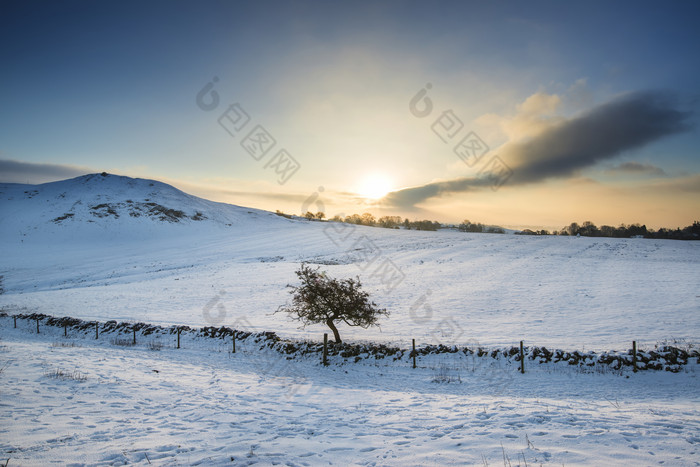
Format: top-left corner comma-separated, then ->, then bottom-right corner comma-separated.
356,173 -> 394,200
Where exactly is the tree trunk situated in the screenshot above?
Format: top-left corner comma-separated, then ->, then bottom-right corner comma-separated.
326,319 -> 341,343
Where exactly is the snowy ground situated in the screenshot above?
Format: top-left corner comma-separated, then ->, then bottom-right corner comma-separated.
2,175 -> 698,351
1,318 -> 699,466
2,216 -> 699,351
1,174 -> 699,465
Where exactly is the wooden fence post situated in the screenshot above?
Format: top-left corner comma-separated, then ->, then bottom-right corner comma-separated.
132,327 -> 136,345
632,340 -> 637,373
36,318 -> 39,334
14,316 -> 17,328
64,324 -> 67,337
95,323 -> 99,340
177,328 -> 181,349
232,330 -> 236,353
323,333 -> 328,366
520,340 -> 525,374
412,338 -> 417,369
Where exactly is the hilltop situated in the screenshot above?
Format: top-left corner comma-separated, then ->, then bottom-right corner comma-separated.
0,173 -> 292,244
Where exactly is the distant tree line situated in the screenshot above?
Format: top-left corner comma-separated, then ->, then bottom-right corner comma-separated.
327,213 -> 442,231
277,208 -> 699,241
323,213 -> 506,233
277,208 -> 503,233
517,220 -> 700,240
458,220 -> 505,234
303,211 -> 325,220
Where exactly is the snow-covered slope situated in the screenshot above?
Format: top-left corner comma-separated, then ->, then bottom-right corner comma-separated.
0,172 -> 289,243
1,173 -> 698,350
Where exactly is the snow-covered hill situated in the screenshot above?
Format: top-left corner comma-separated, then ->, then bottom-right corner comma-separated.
1,173 -> 698,350
0,172 -> 290,243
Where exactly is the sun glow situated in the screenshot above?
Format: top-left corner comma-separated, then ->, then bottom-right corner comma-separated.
356,173 -> 394,200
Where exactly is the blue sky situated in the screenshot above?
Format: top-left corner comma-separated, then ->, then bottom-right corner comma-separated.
1,0 -> 698,229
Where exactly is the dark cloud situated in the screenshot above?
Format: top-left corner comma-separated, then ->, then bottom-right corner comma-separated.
0,159 -> 91,184
383,176 -> 491,207
606,162 -> 666,176
507,90 -> 689,184
384,90 -> 691,208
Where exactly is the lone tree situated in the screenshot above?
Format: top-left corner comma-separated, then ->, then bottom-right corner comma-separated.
277,264 -> 388,343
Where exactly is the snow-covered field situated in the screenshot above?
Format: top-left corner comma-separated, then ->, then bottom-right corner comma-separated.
1,174 -> 698,351
1,318 -> 699,466
1,174 -> 699,465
